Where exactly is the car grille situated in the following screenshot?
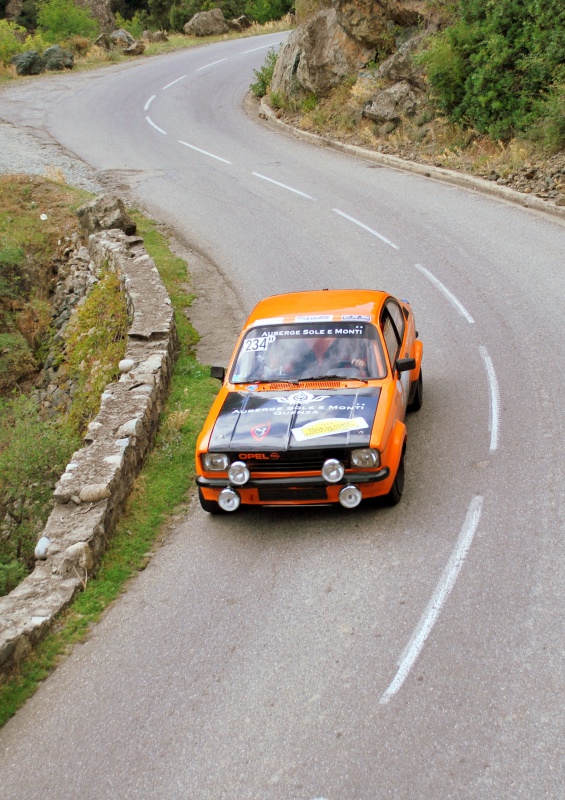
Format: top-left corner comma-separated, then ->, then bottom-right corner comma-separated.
230,449 -> 352,473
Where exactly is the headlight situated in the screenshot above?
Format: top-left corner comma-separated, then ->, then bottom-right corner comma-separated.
351,448 -> 380,468
322,458 -> 345,484
228,461 -> 250,486
202,453 -> 230,471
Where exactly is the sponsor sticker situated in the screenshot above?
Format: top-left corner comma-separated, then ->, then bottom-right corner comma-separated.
294,315 -> 333,323
292,416 -> 368,442
251,423 -> 271,441
341,314 -> 371,321
274,391 -> 330,405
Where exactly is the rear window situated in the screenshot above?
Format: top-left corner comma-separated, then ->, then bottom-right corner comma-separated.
231,322 -> 387,383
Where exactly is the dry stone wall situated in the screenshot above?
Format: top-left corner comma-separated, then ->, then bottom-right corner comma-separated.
0,228 -> 178,682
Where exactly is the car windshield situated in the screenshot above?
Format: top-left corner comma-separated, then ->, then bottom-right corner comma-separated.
230,321 -> 387,383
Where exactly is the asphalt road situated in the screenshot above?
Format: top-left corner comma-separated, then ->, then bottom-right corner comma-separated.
1,34 -> 565,800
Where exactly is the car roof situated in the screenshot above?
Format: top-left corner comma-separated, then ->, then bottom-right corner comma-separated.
245,289 -> 390,327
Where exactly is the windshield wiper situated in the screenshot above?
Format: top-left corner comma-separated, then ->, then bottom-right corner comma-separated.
300,374 -> 369,383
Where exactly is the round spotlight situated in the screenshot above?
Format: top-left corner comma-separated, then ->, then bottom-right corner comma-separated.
339,484 -> 362,509
322,458 -> 345,484
228,461 -> 250,486
218,487 -> 241,512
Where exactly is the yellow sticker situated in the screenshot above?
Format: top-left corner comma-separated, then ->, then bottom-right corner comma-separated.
292,416 -> 368,442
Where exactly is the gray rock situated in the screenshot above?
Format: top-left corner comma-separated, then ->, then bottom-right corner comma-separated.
43,45 -> 74,71
183,8 -> 229,37
142,30 -> 169,42
109,28 -> 136,47
228,15 -> 252,32
123,41 -> 145,56
363,80 -> 421,122
10,51 -> 44,76
76,194 -> 137,236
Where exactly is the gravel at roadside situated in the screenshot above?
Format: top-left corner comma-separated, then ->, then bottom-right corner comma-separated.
0,120 -> 104,193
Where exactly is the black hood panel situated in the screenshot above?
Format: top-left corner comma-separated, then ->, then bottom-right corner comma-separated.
209,388 -> 381,451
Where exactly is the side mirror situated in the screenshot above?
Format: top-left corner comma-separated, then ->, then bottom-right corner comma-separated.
395,357 -> 416,374
210,366 -> 225,382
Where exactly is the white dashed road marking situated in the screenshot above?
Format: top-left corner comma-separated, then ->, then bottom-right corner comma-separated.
332,208 -> 399,250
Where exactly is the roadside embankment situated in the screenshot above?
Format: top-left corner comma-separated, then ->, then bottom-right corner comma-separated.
0,223 -> 177,682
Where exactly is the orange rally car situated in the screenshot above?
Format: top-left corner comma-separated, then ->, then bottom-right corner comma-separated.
195,289 -> 423,512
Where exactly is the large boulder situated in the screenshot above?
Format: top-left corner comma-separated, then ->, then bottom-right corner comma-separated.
271,7 -> 375,98
76,195 -> 137,237
183,8 -> 229,37
10,51 -> 43,75
43,45 -> 74,71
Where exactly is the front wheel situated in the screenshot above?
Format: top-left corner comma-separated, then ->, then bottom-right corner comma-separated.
383,453 -> 405,506
407,370 -> 423,412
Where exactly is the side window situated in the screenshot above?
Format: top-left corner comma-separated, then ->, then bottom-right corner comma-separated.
386,300 -> 405,346
381,300 -> 405,367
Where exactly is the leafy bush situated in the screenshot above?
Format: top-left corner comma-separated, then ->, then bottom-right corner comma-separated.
250,46 -> 278,96
0,19 -> 27,65
245,0 -> 294,25
422,0 -> 565,143
36,0 -> 100,44
114,10 -> 150,39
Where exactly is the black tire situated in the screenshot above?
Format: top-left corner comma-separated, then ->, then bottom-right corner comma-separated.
407,370 -> 423,412
383,453 -> 405,506
198,487 -> 225,514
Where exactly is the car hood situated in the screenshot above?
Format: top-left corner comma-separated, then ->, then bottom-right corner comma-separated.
209,387 -> 381,451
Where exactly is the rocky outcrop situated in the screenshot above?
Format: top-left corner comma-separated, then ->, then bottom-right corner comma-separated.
76,0 -> 115,32
271,0 -> 438,100
271,7 -> 375,98
0,218 -> 178,682
183,8 -> 229,37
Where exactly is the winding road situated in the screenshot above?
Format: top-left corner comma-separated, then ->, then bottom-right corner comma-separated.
1,33 -> 564,799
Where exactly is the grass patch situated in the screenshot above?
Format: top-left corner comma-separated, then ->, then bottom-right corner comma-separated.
0,208 -> 220,727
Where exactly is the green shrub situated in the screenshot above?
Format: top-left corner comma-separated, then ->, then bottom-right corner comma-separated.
0,19 -> 27,65
114,10 -> 149,39
0,396 -> 80,591
245,0 -> 294,25
422,0 -> 565,142
36,0 -> 100,44
250,46 -> 278,96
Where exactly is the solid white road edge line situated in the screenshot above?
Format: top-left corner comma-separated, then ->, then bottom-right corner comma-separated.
479,346 -> 501,453
197,58 -> 228,71
252,172 -> 314,199
178,140 -> 232,164
332,209 -> 399,250
144,95 -> 156,111
379,495 -> 484,705
415,264 -> 475,324
162,75 -> 187,90
146,116 -> 167,135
